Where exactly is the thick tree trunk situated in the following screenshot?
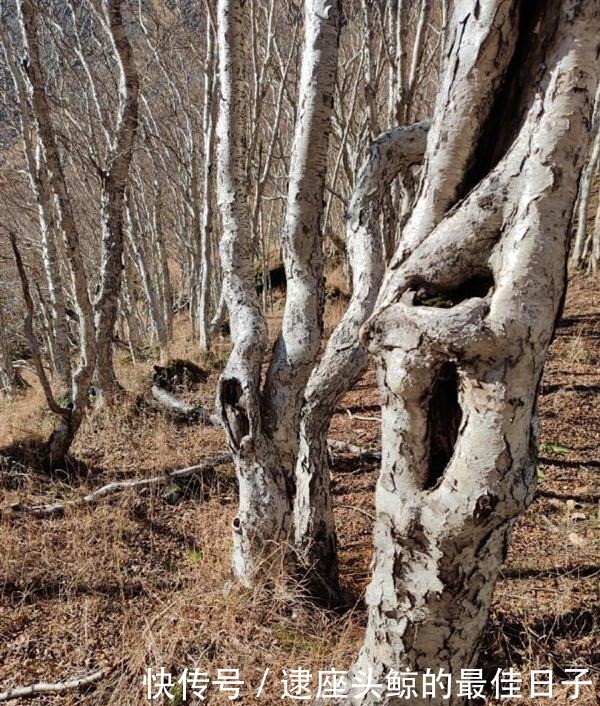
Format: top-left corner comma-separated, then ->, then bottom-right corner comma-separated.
215,0 -> 341,584
337,2 -> 599,704
94,0 -> 140,404
293,122 -> 429,599
215,0 -> 273,583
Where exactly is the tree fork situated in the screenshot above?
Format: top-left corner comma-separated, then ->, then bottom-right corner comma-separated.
336,1 -> 599,704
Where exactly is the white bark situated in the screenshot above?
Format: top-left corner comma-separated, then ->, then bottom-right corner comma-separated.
571,82 -> 600,268
339,2 -> 599,703
199,15 -> 217,351
0,669 -> 105,702
216,0 -> 341,583
293,122 -> 429,597
17,0 -> 96,464
385,0 -> 520,275
215,0 -> 273,583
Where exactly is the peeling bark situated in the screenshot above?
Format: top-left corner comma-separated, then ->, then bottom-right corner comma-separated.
293,122 -> 429,598
337,1 -> 599,704
215,0 -> 341,584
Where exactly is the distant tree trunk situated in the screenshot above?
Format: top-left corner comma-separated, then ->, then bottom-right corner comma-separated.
94,0 -> 140,404
127,195 -> 169,357
153,178 -> 174,343
579,188 -> 600,273
337,2 -> 599,703
0,295 -> 16,395
293,122 -> 429,599
589,194 -> 600,272
17,0 -> 97,466
215,0 -> 341,584
199,15 -> 217,352
571,82 -> 600,268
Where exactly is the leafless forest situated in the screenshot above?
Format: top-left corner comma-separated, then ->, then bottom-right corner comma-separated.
0,1 -> 599,704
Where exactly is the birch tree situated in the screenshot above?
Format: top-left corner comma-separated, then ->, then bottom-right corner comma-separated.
215,0 -> 341,584
331,1 -> 599,702
0,25 -> 73,388
15,0 -> 97,465
571,82 -> 600,270
4,0 -> 140,461
294,121 -> 429,597
92,0 -> 140,403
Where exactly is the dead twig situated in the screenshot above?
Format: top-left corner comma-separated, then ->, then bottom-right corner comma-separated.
4,453 -> 232,518
0,668 -> 105,702
338,504 -> 376,521
3,440 -> 380,518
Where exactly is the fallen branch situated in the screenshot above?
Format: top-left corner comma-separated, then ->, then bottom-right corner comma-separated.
5,453 -> 232,518
338,504 -> 376,521
151,385 -> 220,425
327,439 -> 381,461
0,668 -> 104,702
536,488 -> 600,504
4,441 -> 380,518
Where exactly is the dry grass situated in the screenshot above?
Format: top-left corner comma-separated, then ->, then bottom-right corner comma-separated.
0,278 -> 598,705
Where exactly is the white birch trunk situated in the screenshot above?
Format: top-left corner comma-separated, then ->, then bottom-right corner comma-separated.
293,122 -> 429,598
336,2 -> 599,703
199,16 -> 217,352
571,82 -> 600,268
215,0 -> 341,584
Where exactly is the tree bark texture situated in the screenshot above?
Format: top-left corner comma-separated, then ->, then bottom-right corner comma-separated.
293,122 -> 429,598
215,0 -> 341,584
339,2 -> 599,704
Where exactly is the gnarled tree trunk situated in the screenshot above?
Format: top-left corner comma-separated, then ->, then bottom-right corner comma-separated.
215,0 -> 341,584
293,122 -> 429,599
338,1 -> 599,704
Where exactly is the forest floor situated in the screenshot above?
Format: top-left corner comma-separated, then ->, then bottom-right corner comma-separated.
0,277 -> 598,705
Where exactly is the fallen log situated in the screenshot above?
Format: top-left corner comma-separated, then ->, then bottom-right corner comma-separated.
3,440 -> 380,518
